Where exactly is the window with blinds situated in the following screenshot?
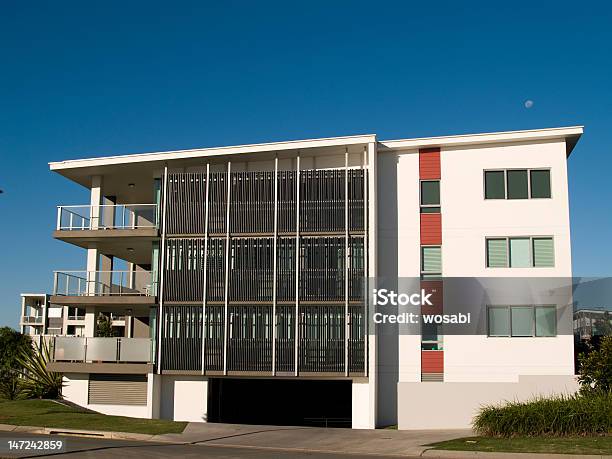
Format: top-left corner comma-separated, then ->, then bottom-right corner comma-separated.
421,246 -> 442,277
533,238 -> 555,267
488,306 -> 557,337
486,237 -> 554,268
486,239 -> 508,267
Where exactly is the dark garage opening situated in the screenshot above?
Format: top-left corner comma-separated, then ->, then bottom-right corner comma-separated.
208,378 -> 352,427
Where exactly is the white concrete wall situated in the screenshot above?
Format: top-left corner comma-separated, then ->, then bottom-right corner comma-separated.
441,139 -> 572,278
62,373 -> 150,419
160,375 -> 208,422
378,139 -> 575,430
352,381 -> 375,429
440,139 -> 574,382
398,375 -> 579,429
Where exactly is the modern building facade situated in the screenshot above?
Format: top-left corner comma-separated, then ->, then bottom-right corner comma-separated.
38,126 -> 582,429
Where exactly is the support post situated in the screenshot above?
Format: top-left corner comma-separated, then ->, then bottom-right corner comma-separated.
223,161 -> 232,375
272,155 -> 279,376
363,146 -> 369,376
201,163 -> 210,375
294,153 -> 300,377
156,165 -> 169,374
345,148 -> 350,377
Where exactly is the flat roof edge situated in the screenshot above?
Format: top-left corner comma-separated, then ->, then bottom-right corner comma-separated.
49,134 -> 377,170
378,126 -> 584,152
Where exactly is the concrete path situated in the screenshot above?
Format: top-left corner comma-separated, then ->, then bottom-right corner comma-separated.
153,422 -> 473,456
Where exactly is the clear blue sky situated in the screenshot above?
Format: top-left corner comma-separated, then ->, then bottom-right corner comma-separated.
1,1 -> 610,328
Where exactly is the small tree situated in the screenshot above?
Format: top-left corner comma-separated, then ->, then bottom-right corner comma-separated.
96,313 -> 116,337
0,327 -> 32,400
578,335 -> 612,394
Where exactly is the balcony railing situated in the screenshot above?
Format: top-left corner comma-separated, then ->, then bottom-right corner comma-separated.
52,337 -> 153,363
56,204 -> 158,231
53,271 -> 156,297
21,316 -> 44,324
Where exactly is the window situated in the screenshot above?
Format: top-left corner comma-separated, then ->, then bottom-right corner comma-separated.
484,171 -> 505,199
486,237 -> 554,268
420,180 -> 440,213
488,307 -> 510,336
532,237 -> 555,267
488,306 -> 557,337
486,239 -> 508,268
530,169 -> 551,198
507,170 -> 528,199
484,169 -> 551,200
509,238 -> 530,268
421,246 -> 441,278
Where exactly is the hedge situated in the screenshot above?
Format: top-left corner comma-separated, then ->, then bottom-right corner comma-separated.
473,392 -> 612,437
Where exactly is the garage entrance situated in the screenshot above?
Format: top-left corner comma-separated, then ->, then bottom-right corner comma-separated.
208,378 -> 352,427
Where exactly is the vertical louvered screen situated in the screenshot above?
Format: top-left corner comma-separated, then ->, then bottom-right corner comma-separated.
299,237 -> 345,301
299,305 -> 345,373
161,305 -> 203,371
348,305 -> 365,373
275,305 -> 295,372
204,305 -> 224,371
230,171 -> 275,234
229,238 -> 274,302
227,305 -> 272,372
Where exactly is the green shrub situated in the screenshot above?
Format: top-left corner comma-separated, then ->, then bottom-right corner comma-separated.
578,335 -> 612,394
473,392 -> 612,437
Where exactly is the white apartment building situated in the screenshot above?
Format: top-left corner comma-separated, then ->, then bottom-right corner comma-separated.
35,126 -> 581,429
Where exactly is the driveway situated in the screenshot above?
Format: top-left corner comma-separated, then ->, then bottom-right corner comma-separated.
153,422 -> 472,456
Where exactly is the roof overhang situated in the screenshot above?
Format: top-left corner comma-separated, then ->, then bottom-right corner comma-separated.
378,126 -> 583,156
49,134 -> 377,172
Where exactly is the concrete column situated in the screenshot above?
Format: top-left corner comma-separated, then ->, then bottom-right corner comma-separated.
90,176 -> 103,230
99,253 -> 114,294
147,373 -> 161,419
84,306 -> 96,337
20,296 -> 26,334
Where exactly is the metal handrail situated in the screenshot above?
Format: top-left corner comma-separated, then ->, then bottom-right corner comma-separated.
53,270 -> 156,296
56,204 -> 158,231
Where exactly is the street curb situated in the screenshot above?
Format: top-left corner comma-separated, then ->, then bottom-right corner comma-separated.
1,424 -> 158,442
421,449 -> 612,459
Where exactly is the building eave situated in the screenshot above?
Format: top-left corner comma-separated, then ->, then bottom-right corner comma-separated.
378,126 -> 584,156
49,134 -> 377,171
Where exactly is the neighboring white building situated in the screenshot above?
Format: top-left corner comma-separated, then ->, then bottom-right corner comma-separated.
32,126 -> 581,429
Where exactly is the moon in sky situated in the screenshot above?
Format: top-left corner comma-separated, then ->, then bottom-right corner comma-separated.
524,100 -> 534,109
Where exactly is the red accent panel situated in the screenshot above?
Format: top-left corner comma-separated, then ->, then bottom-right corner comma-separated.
420,213 -> 442,245
419,148 -> 441,179
420,280 -> 443,315
421,351 -> 444,373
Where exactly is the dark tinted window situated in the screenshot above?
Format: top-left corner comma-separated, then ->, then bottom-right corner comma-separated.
507,170 -> 528,199
421,181 -> 440,206
530,169 -> 551,198
484,171 -> 505,199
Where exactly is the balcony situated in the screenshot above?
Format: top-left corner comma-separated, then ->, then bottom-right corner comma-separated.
48,336 -> 154,374
53,204 -> 159,260
50,270 -> 157,306
57,204 -> 157,231
21,316 -> 44,325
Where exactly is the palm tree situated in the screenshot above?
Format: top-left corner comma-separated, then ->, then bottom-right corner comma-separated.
17,339 -> 63,399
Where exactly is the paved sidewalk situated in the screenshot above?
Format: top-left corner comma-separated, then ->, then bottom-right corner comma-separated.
153,422 -> 473,456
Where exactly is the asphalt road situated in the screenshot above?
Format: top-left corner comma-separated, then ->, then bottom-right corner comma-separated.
0,432 -> 411,458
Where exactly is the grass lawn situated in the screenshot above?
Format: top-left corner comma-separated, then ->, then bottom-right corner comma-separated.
0,399 -> 187,435
428,436 -> 612,456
